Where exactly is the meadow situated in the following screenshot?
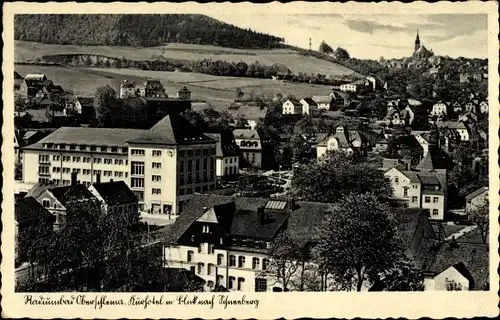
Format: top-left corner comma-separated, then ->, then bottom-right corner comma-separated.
15,65 -> 334,110
15,41 -> 357,78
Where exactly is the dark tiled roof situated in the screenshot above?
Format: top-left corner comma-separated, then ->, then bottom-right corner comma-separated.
301,98 -> 318,106
91,181 -> 138,205
419,175 -> 440,186
424,230 -> 489,290
50,185 -> 96,206
233,129 -> 260,140
77,97 -> 94,107
129,114 -> 214,145
14,71 -> 23,79
465,186 -> 488,201
416,146 -> 454,171
15,196 -> 54,225
287,99 -> 302,106
204,132 -> 239,158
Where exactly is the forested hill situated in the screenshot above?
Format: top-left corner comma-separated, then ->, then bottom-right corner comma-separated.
14,14 -> 285,49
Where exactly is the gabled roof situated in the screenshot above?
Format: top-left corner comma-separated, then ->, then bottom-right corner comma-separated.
419,175 -> 440,186
400,170 -> 421,183
15,196 -> 54,225
416,146 -> 454,171
128,114 -> 214,146
91,181 -> 138,205
285,99 -> 302,107
14,71 -> 23,79
300,97 -> 318,106
76,97 -> 94,107
233,129 -> 260,140
465,186 -> 488,201
49,185 -> 96,206
312,96 -> 332,104
204,132 -> 239,158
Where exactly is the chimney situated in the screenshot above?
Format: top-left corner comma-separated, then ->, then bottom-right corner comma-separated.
96,173 -> 101,184
71,172 -> 78,186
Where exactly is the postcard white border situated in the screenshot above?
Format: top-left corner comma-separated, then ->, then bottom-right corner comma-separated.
2,2 -> 499,318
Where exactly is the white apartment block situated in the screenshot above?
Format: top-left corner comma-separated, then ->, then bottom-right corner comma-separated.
21,114 -> 217,216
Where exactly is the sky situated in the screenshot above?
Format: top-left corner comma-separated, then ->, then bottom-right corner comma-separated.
209,13 -> 488,60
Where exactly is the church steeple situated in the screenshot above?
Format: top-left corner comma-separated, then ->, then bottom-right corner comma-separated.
414,30 -> 421,52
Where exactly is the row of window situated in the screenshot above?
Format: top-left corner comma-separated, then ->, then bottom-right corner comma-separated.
224,157 -> 237,164
424,196 -> 440,203
42,143 -> 127,153
187,250 -> 269,270
179,148 -> 216,158
178,184 -> 215,196
130,161 -> 162,175
50,155 -> 127,165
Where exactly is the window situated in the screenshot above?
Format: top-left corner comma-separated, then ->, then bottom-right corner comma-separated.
152,162 -> 162,169
412,196 -> 418,203
207,263 -> 215,276
208,244 -> 215,254
179,188 -> 185,196
42,199 -> 50,208
433,197 -> 439,203
195,187 -> 201,193
403,188 -> 408,197
395,177 -> 399,185
187,150 -> 193,157
237,277 -> 245,291
432,209 -> 439,216
202,225 -> 210,233
152,175 -> 161,182
262,258 -> 269,271
186,187 -> 193,195
198,243 -> 203,253
131,161 -> 145,175
412,185 -> 417,189
228,277 -> 235,289
197,263 -> 204,274
238,256 -> 246,268
425,196 -> 431,203
190,266 -> 195,274
252,257 -> 260,269
216,275 -> 224,286
153,150 -> 162,157
152,188 -> 161,195
229,255 -> 236,266
114,159 -> 124,165
187,250 -> 194,262
131,178 -> 144,188
131,149 -> 145,156
104,158 -> 112,165
255,278 -> 267,292
133,191 -> 144,202
195,150 -> 201,157
217,254 -> 224,266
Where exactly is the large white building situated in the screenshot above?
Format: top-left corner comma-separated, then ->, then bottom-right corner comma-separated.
164,194 -> 332,292
204,132 -> 240,179
21,114 -> 217,216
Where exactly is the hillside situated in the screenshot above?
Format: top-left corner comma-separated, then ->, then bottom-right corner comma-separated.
15,41 -> 358,78
14,14 -> 285,49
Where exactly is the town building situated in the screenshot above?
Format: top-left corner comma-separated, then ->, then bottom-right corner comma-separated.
177,86 -> 192,101
385,134 -> 424,167
479,100 -> 488,114
282,99 -> 303,115
339,79 -> 372,93
435,121 -> 470,142
465,187 -> 488,214
299,98 -> 319,116
311,96 -> 332,110
20,114 -> 217,216
412,30 -> 434,60
18,74 -> 48,97
163,194 -> 332,292
139,80 -> 167,98
119,80 -> 137,98
316,126 -> 367,158
459,72 -> 483,83
233,129 -> 264,168
430,102 -> 448,118
204,132 -> 240,179
384,166 -> 447,220
88,180 -> 139,216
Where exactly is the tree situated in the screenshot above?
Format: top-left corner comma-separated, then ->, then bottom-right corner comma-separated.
381,258 -> 425,291
469,200 -> 489,244
319,40 -> 333,54
292,151 -> 392,203
94,85 -> 120,127
335,47 -> 350,61
314,193 -> 400,291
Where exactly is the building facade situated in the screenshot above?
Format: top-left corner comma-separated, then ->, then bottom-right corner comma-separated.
204,132 -> 240,179
233,129 -> 263,168
282,99 -> 302,115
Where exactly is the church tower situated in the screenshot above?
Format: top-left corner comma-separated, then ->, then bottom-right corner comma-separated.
414,30 -> 421,53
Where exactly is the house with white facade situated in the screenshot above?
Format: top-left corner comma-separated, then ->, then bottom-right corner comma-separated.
316,126 -> 366,158
282,99 -> 302,115
88,180 -> 139,215
430,102 -> 448,118
465,186 -> 488,213
312,96 -> 332,110
204,132 -> 240,179
479,100 -> 488,114
299,98 -> 319,116
436,121 -> 470,142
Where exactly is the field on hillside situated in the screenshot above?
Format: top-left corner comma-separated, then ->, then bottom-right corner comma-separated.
15,41 -> 357,78
15,65 -> 334,109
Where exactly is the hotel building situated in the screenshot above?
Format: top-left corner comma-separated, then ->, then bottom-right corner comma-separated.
21,114 -> 217,215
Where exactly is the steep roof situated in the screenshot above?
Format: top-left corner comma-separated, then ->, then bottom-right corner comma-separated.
416,146 -> 454,171
301,97 -> 318,106
311,96 -> 332,104
76,97 -> 94,107
400,170 -> 421,183
204,132 -> 239,158
49,185 -> 96,206
91,181 -> 138,205
15,196 -> 54,225
128,114 -> 214,146
465,186 -> 488,201
286,99 -> 302,107
423,229 -> 489,290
